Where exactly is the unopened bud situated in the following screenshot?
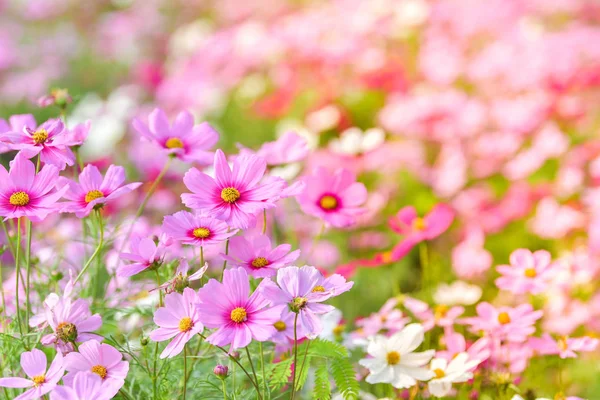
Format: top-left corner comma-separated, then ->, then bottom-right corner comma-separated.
213,364 -> 229,379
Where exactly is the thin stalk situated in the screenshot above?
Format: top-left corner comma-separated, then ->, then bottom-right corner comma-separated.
259,342 -> 267,399
295,340 -> 311,392
290,314 -> 299,400
153,341 -> 159,400
200,246 -> 204,267
25,218 -> 32,332
183,344 -> 188,400
14,218 -> 23,339
222,379 -> 228,400
0,261 -> 5,331
419,242 -> 428,289
246,346 -> 261,399
220,235 -> 230,281
154,270 -> 163,307
74,210 -> 104,285
262,209 -> 267,235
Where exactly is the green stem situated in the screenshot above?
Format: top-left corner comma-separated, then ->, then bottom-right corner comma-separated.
295,340 -> 311,392
25,218 -> 32,332
245,347 -> 261,400
222,379 -> 228,400
262,210 -> 267,235
74,210 -> 104,285
220,235 -> 230,281
200,246 -> 204,268
290,313 -> 299,400
155,269 -> 163,307
14,218 -> 24,340
259,342 -> 267,399
183,344 -> 188,400
153,341 -> 159,400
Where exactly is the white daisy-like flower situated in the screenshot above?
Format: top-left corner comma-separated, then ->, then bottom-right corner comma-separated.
433,281 -> 482,306
359,323 -> 435,389
427,353 -> 480,397
329,127 -> 385,156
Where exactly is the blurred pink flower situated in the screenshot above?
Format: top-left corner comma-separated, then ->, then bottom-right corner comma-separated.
0,349 -> 64,400
529,333 -> 598,359
256,131 -> 309,165
495,249 -> 556,294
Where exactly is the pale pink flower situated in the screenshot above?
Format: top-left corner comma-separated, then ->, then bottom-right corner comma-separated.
0,349 -> 64,400
495,249 -> 556,294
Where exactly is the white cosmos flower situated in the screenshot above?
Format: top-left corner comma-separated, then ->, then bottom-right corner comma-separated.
428,353 -> 480,397
359,323 -> 435,389
433,281 -> 482,306
329,127 -> 385,156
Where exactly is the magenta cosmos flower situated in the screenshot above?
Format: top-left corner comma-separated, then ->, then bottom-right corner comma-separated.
260,266 -> 345,338
41,297 -> 103,353
1,115 -> 75,170
461,302 -> 543,343
59,164 -> 142,218
389,203 -> 454,259
162,211 -> 238,246
132,108 -> 219,165
150,287 -> 204,358
495,249 -> 557,294
0,153 -> 67,222
221,234 -> 301,278
529,333 -> 598,359
50,371 -> 123,400
63,340 -> 129,390
0,348 -> 64,400
117,234 -> 170,278
181,149 -> 285,229
297,167 -> 367,228
197,268 -> 282,350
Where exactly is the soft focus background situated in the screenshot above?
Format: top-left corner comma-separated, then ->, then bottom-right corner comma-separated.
2,0 -> 600,397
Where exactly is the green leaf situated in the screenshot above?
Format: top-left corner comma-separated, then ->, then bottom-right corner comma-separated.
313,359 -> 331,400
269,358 -> 293,390
330,358 -> 359,400
308,339 -> 348,359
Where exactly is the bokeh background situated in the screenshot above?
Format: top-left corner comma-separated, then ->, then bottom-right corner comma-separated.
2,0 -> 600,397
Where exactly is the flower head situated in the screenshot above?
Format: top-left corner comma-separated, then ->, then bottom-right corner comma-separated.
197,268 -> 282,350
529,334 -> 598,359
0,348 -> 64,400
59,164 -> 141,218
358,323 -> 435,389
427,353 -> 480,398
221,234 -> 300,278
162,211 -> 238,247
117,235 -> 170,278
50,371 -> 123,400
63,340 -> 128,391
182,149 -> 285,229
132,108 -> 219,164
297,167 -> 367,228
495,249 -> 557,294
149,288 -> 204,358
37,88 -> 72,108
0,153 -> 67,221
157,259 -> 208,294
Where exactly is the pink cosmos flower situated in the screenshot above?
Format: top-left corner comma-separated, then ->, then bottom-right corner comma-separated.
461,302 -> 543,343
495,249 -> 556,295
50,371 -> 123,400
355,298 -> 410,337
297,167 -> 367,228
403,296 -> 464,331
62,121 -> 91,147
181,149 -> 285,229
150,287 -> 204,358
389,204 -> 454,259
270,310 -> 302,344
37,88 -> 72,108
197,268 -> 282,350
132,108 -> 219,165
2,115 -> 75,170
529,334 -> 598,359
117,234 -> 170,278
0,153 -> 68,221
259,266 -> 342,338
162,211 -> 238,247
63,340 -> 129,391
255,131 -> 309,165
59,164 -> 142,218
221,234 -> 301,278
436,331 -> 490,368
0,348 -> 64,400
41,297 -> 103,353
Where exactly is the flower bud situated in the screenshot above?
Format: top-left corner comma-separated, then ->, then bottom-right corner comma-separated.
140,337 -> 149,346
230,351 -> 241,360
213,364 -> 229,379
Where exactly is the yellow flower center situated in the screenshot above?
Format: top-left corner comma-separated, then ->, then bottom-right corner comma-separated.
85,190 -> 104,203
498,312 -> 511,325
412,217 -> 427,231
386,351 -> 401,365
56,321 -> 78,342
230,307 -> 247,323
333,324 -> 345,336
178,317 -> 194,332
32,129 -> 49,144
9,191 -> 30,206
558,336 -> 569,352
319,195 -> 338,210
251,257 -> 269,268
381,251 -> 393,263
193,227 -> 211,238
433,368 -> 445,379
312,285 -> 326,293
32,375 -> 46,386
524,268 -> 537,278
221,187 -> 241,203
91,365 -> 107,379
165,137 -> 184,149
291,297 -> 308,311
434,304 -> 449,320
274,321 -> 286,331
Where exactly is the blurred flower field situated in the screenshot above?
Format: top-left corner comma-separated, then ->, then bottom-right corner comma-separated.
1,0 -> 600,399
